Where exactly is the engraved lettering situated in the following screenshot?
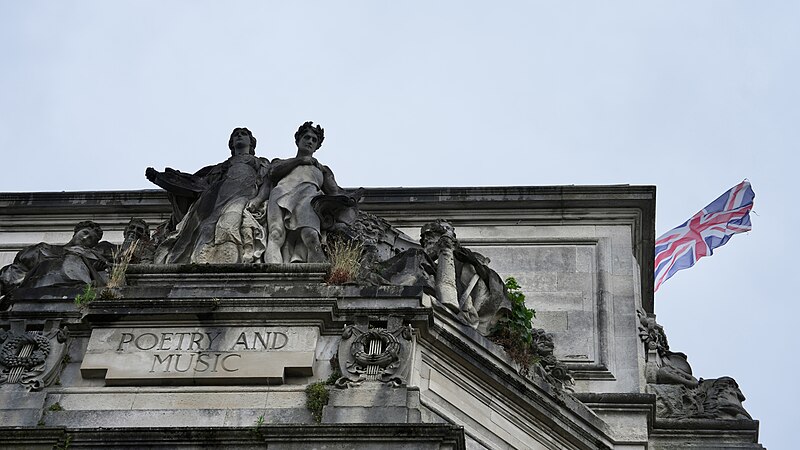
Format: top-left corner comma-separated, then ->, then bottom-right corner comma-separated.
205,332 -> 221,350
174,332 -> 192,350
87,327 -> 317,381
211,353 -> 221,372
272,332 -> 288,349
158,333 -> 173,350
221,354 -> 241,372
173,354 -> 193,372
195,353 -> 210,372
189,332 -> 204,350
117,333 -> 134,351
150,354 -> 173,372
136,333 -> 158,350
254,331 -> 270,350
232,332 -> 249,350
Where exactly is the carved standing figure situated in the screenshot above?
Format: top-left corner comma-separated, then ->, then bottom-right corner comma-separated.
0,221 -> 112,296
146,128 -> 270,264
265,122 -> 353,263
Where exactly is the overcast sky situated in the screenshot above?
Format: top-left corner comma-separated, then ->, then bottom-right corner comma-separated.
2,2 -> 797,447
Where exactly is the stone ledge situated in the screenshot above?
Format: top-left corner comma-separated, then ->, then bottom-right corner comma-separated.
654,418 -> 760,431
0,424 -> 467,449
127,263 -> 330,274
572,392 -> 656,407
650,419 -> 763,449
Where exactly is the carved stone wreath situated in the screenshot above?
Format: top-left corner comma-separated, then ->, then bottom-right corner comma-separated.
0,333 -> 50,369
336,325 -> 413,388
351,329 -> 402,369
0,322 -> 69,391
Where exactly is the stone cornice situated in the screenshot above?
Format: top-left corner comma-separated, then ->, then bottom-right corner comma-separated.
0,185 -> 656,312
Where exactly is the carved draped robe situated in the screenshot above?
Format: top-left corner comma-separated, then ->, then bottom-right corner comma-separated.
0,242 -> 111,295
155,154 -> 269,264
268,164 -> 325,263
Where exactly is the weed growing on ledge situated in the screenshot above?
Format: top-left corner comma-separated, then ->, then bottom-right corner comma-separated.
249,413 -> 267,439
324,238 -> 363,284
325,365 -> 342,385
74,284 -> 96,307
305,381 -> 330,423
48,402 -> 63,412
54,433 -> 72,450
489,277 -> 538,374
108,240 -> 138,289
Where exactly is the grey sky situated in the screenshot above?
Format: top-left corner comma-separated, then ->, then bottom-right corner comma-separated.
2,2 -> 797,447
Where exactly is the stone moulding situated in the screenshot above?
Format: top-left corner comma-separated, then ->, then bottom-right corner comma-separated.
0,185 -> 656,311
126,262 -> 331,274
418,316 -> 616,449
650,418 -> 763,449
0,424 -> 467,449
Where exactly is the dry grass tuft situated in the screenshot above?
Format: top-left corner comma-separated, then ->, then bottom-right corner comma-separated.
325,239 -> 363,284
107,240 -> 138,289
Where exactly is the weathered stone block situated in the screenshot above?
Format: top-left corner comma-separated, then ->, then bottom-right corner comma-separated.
557,272 -> 593,293
0,390 -> 47,410
322,406 -> 412,424
328,385 -> 411,408
0,408 -> 42,427
80,326 -> 319,385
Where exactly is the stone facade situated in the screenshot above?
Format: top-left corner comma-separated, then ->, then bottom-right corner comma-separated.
0,187 -> 763,449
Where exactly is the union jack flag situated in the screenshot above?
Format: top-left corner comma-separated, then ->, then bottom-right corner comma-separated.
654,180 -> 755,292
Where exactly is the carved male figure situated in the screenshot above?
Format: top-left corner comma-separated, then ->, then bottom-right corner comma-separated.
118,218 -> 155,264
371,220 -> 511,336
146,128 -> 270,264
698,376 -> 752,420
265,122 -> 352,263
0,221 -> 112,296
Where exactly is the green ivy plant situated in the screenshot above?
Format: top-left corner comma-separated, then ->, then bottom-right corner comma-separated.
489,277 -> 538,374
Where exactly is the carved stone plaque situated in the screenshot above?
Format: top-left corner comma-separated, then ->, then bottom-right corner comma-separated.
81,326 -> 318,385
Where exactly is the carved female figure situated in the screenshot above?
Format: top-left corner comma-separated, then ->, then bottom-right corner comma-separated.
146,128 -> 270,264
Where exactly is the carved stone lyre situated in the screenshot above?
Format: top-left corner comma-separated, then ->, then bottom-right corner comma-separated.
0,319 -> 69,391
336,322 -> 413,388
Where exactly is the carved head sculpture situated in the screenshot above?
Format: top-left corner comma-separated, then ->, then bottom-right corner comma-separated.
530,328 -> 556,357
124,218 -> 149,242
699,376 -> 751,419
228,127 -> 257,156
420,219 -> 457,259
294,121 -> 325,153
69,221 -> 103,248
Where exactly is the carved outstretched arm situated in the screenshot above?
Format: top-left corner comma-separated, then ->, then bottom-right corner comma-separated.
145,167 -> 208,198
321,165 -> 365,200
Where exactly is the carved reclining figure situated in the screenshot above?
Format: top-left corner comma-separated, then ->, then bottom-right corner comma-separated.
0,221 -> 113,298
640,313 -> 752,420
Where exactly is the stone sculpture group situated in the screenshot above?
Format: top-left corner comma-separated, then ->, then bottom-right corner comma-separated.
0,122 -> 511,338
0,122 -> 756,423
